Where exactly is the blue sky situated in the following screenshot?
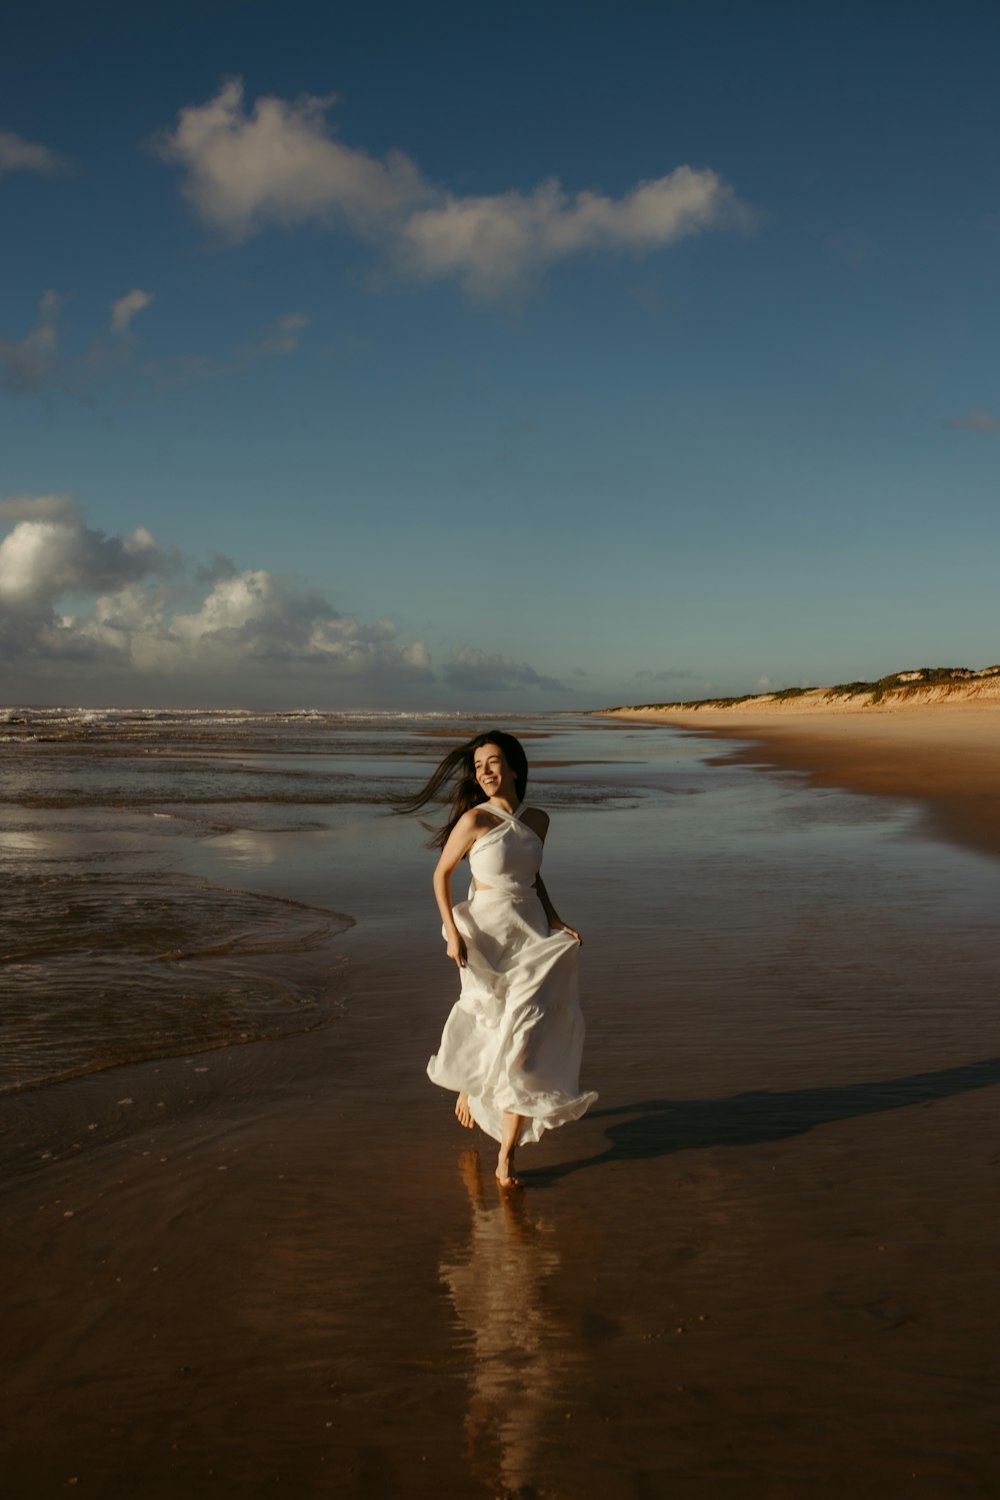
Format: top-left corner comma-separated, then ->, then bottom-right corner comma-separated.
2,0 -> 998,709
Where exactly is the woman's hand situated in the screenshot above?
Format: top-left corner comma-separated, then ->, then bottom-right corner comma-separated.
445,931 -> 467,968
555,921 -> 582,946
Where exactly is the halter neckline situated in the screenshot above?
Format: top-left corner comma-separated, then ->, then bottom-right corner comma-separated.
483,799 -> 524,821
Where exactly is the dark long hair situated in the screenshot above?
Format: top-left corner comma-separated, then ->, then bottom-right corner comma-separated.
394,730 -> 529,849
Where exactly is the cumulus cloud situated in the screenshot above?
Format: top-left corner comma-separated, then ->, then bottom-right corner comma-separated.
166,570 -> 431,678
0,495 -> 431,691
110,289 -> 155,335
442,645 -> 563,693
949,409 -> 1000,433
401,169 -> 750,298
155,79 -> 753,298
0,494 -> 78,525
154,79 -> 430,239
0,289 -> 60,392
0,129 -> 70,177
0,496 -> 167,630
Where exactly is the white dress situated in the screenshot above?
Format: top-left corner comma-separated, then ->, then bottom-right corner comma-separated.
427,803 -> 598,1146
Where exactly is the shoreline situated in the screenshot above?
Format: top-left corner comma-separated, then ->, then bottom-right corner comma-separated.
5,717 -> 1000,1495
600,701 -> 1000,863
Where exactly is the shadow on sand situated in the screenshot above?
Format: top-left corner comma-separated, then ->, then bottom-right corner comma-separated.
530,1056 -> 1000,1183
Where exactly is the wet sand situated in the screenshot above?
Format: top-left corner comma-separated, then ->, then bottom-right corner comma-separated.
4,718 -> 1000,1497
605,701 -> 1000,861
5,942 -> 1000,1498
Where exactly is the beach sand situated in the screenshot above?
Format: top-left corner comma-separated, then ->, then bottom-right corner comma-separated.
6,937 -> 1000,1498
604,699 -> 1000,862
4,713 -> 1000,1497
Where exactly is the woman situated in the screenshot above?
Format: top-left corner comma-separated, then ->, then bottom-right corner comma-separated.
398,730 -> 597,1187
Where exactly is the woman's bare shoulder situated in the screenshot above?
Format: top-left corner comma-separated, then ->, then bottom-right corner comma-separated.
457,805 -> 502,835
440,804 -> 500,861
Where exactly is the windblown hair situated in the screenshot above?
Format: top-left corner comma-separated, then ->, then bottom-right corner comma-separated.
394,730 -> 529,849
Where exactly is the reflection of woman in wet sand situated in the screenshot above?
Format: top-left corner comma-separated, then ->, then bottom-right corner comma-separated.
398,731 -> 596,1187
441,1150 -> 566,1493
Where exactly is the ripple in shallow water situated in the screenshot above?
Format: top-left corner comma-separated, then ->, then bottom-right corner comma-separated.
0,872 -> 353,1093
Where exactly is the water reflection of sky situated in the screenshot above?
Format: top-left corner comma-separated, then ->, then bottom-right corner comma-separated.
208,829 -> 282,867
0,827 -> 55,858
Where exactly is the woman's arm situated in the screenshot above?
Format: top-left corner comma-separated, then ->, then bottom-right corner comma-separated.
534,873 -> 582,945
433,810 -> 484,968
523,810 -> 581,943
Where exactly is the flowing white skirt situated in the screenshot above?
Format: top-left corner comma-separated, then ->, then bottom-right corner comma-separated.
427,888 -> 598,1146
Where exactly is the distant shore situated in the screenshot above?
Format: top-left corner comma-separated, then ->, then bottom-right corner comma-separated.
599,688 -> 1000,862
601,667 -> 1000,718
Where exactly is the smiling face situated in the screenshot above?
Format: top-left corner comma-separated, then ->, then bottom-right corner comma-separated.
473,742 -> 515,802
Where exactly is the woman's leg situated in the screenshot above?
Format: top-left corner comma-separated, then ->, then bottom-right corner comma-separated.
497,1110 -> 525,1188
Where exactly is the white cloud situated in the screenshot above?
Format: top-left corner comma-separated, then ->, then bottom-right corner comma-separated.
1,495 -> 431,690
0,289 -> 60,392
166,570 -> 431,677
155,79 -> 753,298
110,289 -> 155,335
0,494 -> 78,525
0,130 -> 69,177
0,501 -> 571,706
401,169 -> 751,298
154,78 -> 430,239
442,644 -> 562,693
949,410 -> 1000,433
0,497 -> 167,623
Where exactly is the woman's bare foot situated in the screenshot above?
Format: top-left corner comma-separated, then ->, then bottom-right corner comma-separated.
455,1092 -> 475,1128
496,1152 -> 524,1189
497,1110 -> 525,1187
